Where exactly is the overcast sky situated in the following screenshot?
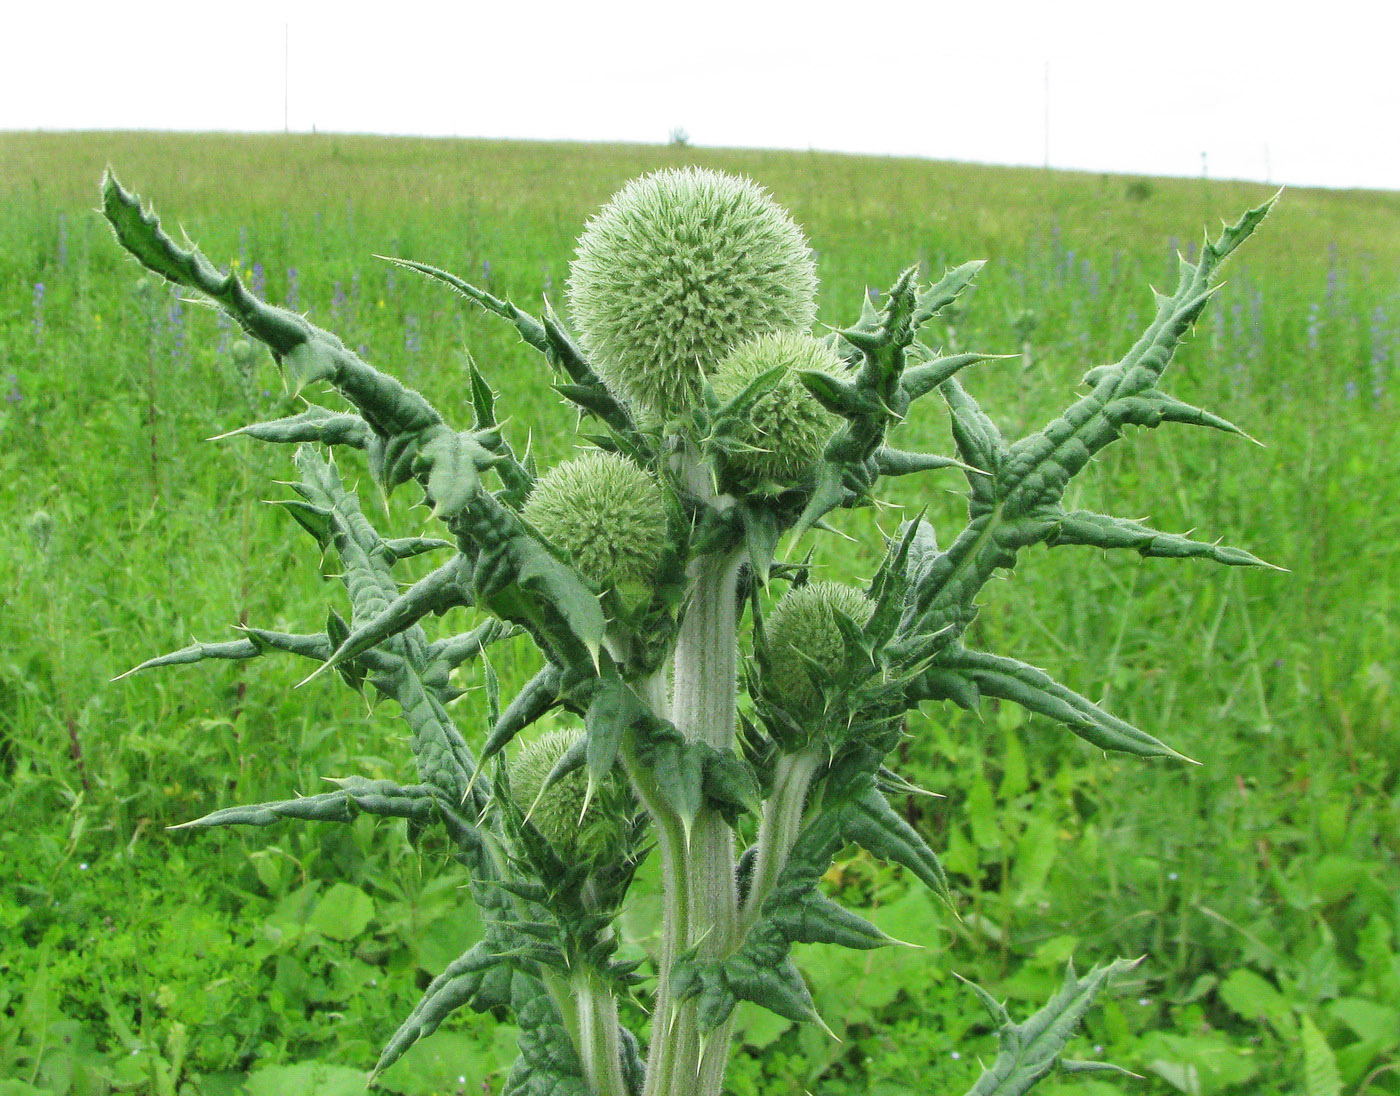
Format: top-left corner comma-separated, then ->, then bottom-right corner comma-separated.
5,0 -> 1397,190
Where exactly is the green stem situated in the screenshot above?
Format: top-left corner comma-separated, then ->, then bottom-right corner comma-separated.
626,672 -> 690,1096
739,745 -> 823,932
574,969 -> 628,1096
661,548 -> 742,1096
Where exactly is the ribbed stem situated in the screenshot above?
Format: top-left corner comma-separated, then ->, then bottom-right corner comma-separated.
627,671 -> 689,1096
575,969 -> 628,1096
659,548 -> 742,1096
740,746 -> 823,931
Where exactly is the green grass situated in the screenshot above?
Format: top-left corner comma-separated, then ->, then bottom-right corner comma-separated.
1,131 -> 1396,1096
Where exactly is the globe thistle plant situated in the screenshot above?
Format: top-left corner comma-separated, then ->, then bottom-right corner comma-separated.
102,164 -> 1277,1096
523,451 -> 670,603
709,331 -> 847,491
510,728 -> 634,871
763,580 -> 874,718
567,168 -> 818,424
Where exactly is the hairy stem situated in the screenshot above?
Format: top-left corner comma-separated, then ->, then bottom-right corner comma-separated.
574,969 -> 628,1096
740,745 -> 824,931
626,672 -> 690,1096
662,548 -> 742,1096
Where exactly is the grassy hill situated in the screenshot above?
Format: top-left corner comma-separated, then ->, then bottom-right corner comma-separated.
1,131 -> 1396,1096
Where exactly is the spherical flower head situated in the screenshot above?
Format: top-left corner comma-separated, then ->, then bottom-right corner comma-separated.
522,451 -> 668,601
710,332 -> 847,488
764,581 -> 873,716
567,168 -> 818,424
510,728 -> 631,868
231,339 -> 257,366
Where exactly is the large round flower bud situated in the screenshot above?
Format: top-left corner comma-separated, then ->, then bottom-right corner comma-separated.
510,728 -> 631,868
764,581 -> 874,716
710,332 -> 846,488
567,168 -> 818,424
522,451 -> 668,598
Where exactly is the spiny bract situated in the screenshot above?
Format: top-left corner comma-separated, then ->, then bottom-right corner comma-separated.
764,581 -> 874,716
521,451 -> 668,597
510,728 -> 631,867
566,167 -> 818,424
710,332 -> 847,489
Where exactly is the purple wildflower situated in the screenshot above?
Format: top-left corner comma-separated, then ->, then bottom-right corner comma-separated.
1371,304 -> 1390,402
32,283 -> 45,340
1081,258 -> 1098,299
405,314 -> 422,354
286,266 -> 300,311
1306,302 -> 1320,353
251,262 -> 266,299
4,374 -> 20,404
332,281 -> 347,322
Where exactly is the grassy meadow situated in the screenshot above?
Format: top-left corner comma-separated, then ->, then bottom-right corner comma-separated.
1,131 -> 1396,1096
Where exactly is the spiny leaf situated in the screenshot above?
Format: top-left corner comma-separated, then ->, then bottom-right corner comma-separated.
770,889 -> 897,951
480,663 -> 563,763
216,404 -> 372,448
379,255 -> 550,352
1050,510 -> 1276,568
902,350 -> 1010,401
104,173 -> 443,439
505,981 -> 593,1096
839,783 -> 952,905
874,447 -> 980,478
112,637 -> 264,680
416,426 -> 490,519
911,260 -> 985,329
373,942 -> 514,1080
427,618 -> 512,669
1112,389 -> 1260,443
936,646 -> 1191,761
960,957 -> 1140,1096
171,777 -> 440,831
307,555 -> 474,685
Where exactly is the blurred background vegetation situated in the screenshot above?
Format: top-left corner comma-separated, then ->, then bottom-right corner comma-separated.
1,131 -> 1395,1096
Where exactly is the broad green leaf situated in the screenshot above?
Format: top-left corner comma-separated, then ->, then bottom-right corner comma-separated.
308,882 -> 375,941
1218,968 -> 1294,1036
243,1062 -> 367,1096
1301,1015 -> 1342,1096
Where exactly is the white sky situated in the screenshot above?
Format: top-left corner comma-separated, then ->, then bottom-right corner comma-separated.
5,0 -> 1398,190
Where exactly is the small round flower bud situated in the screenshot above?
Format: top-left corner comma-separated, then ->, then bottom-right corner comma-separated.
710,332 -> 846,488
510,728 -> 630,867
231,339 -> 257,366
567,168 -> 818,423
764,581 -> 873,715
522,451 -> 668,597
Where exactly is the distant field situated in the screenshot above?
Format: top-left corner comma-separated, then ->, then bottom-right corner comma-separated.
1,131 -> 1396,1096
